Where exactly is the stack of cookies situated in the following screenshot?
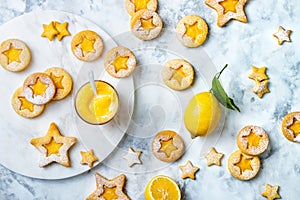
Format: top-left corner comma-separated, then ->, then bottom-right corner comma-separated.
228,125 -> 270,181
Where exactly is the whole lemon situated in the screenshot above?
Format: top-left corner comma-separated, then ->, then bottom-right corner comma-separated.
184,92 -> 221,138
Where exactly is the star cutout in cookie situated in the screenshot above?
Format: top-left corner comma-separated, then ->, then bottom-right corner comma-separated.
205,147 -> 224,166
248,66 -> 268,82
49,72 -> 64,90
2,43 -> 23,64
41,21 -> 59,41
54,22 -> 71,41
30,122 -> 77,167
28,78 -> 49,97
261,184 -> 281,200
18,96 -> 34,112
205,0 -> 248,27
80,149 -> 99,168
184,21 -> 201,41
179,160 -> 199,180
123,147 -> 142,167
273,26 -> 292,45
252,79 -> 270,98
86,173 -> 130,200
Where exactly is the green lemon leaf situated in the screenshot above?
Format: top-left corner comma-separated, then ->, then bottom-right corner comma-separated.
211,64 -> 240,112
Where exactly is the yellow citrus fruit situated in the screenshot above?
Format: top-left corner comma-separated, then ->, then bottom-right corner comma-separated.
184,91 -> 221,138
144,175 -> 181,200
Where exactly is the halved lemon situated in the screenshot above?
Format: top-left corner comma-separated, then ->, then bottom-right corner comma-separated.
144,175 -> 181,200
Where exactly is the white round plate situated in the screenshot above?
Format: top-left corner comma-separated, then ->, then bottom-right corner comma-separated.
0,11 -> 133,179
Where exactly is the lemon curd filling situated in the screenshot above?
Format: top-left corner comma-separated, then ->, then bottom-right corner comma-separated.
184,21 -> 201,41
80,38 -> 95,53
134,0 -> 150,12
244,131 -> 262,147
113,56 -> 129,73
172,66 -> 186,84
50,73 -> 64,89
3,44 -> 22,64
289,119 -> 300,137
75,81 -> 119,125
140,17 -> 156,30
219,0 -> 239,14
18,96 -> 34,112
235,154 -> 253,174
101,187 -> 118,199
44,137 -> 63,156
30,78 -> 48,96
159,139 -> 178,157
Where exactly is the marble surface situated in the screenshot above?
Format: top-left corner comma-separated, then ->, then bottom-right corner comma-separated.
0,0 -> 300,199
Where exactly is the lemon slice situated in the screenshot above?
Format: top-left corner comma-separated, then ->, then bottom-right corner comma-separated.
145,175 -> 181,200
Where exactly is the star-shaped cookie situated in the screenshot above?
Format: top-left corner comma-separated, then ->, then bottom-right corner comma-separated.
86,173 -> 130,200
273,26 -> 292,45
205,147 -> 224,166
41,21 -> 59,41
179,160 -> 199,180
252,79 -> 270,98
30,122 -> 77,167
261,184 -> 281,200
55,22 -> 71,41
248,66 -> 268,82
80,149 -> 99,168
205,0 -> 248,27
123,147 -> 142,167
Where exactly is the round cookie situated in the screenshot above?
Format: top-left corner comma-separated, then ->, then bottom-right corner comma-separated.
44,67 -> 73,100
176,15 -> 208,48
0,39 -> 31,72
237,125 -> 269,156
23,72 -> 56,105
71,30 -> 104,62
11,87 -> 45,118
282,111 -> 300,142
161,59 -> 194,91
125,0 -> 158,16
104,46 -> 137,78
152,130 -> 185,162
130,9 -> 163,41
228,150 -> 261,181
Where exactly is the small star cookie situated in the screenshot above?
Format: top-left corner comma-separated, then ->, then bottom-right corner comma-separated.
252,79 -> 270,98
86,173 -> 130,200
30,122 -> 77,167
248,66 -> 268,82
54,22 -> 71,41
273,26 -> 292,45
123,147 -> 142,167
205,147 -> 224,166
179,160 -> 199,180
205,0 -> 248,27
80,149 -> 99,168
261,184 -> 281,200
41,21 -> 59,41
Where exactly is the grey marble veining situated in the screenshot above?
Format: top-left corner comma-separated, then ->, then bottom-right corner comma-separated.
0,0 -> 300,199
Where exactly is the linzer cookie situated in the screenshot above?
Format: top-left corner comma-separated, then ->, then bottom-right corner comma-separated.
152,130 -> 185,162
23,72 -> 56,105
281,111 -> 300,142
237,125 -> 269,156
11,87 -> 45,118
205,0 -> 248,27
228,150 -> 261,181
71,30 -> 104,62
44,67 -> 73,100
176,15 -> 208,47
161,59 -> 194,90
126,0 -> 158,16
30,122 -> 77,167
130,9 -> 163,40
104,46 -> 137,78
0,39 -> 31,72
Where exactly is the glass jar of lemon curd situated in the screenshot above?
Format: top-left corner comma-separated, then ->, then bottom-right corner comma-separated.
75,80 -> 119,125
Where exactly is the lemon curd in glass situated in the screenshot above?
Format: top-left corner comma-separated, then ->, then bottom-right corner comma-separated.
75,80 -> 119,125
